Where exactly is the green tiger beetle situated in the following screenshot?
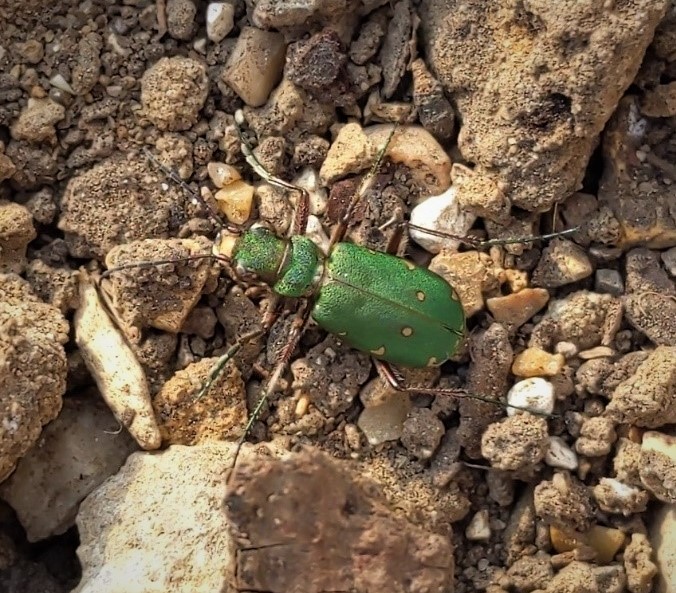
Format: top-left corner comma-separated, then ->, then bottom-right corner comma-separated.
115,111 -> 577,472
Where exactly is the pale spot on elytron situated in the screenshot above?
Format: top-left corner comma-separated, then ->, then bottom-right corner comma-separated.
401,326 -> 413,337
371,346 -> 386,356
416,290 -> 426,301
404,261 -> 415,271
426,356 -> 439,367
337,331 -> 347,336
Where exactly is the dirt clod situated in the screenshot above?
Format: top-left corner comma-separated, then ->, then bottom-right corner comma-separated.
226,447 -> 454,593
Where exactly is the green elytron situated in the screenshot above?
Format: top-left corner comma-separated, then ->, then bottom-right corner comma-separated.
232,227 -> 464,369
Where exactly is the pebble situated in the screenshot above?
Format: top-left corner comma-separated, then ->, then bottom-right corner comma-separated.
465,510 -> 491,542
429,250 -> 497,317
166,0 -> 197,40
506,378 -> 555,417
592,477 -> 649,515
661,246 -> 676,277
578,345 -> 615,360
49,73 -> 75,95
550,524 -> 626,564
0,398 -> 136,542
304,215 -> 330,255
319,122 -> 376,185
214,180 -> 254,224
545,436 -> 578,470
293,167 -> 327,216
207,161 -> 241,188
411,58 -> 455,141
364,124 -> 452,196
400,408 -> 445,460
10,97 -> 65,143
206,2 -> 235,43
639,430 -> 676,504
649,503 -> 676,593
222,27 -> 286,107
531,238 -> 594,288
595,268 -> 624,296
486,288 -> 550,333
357,392 -> 411,446
511,348 -> 565,377
409,186 -> 476,253
554,341 -> 579,358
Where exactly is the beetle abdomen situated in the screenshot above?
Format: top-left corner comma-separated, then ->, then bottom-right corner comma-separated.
311,242 -> 465,368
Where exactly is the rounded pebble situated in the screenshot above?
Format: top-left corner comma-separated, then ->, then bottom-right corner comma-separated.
465,510 -> 491,542
512,347 -> 565,377
409,186 -> 476,254
545,436 -> 579,470
506,377 -> 555,417
357,392 -> 411,446
206,2 -> 235,43
207,162 -> 241,188
214,180 -> 254,224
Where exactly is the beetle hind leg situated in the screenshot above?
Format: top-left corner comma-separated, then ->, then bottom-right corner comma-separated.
373,359 -> 557,418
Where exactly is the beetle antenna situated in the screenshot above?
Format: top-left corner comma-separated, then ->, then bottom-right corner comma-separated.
233,110 -> 311,236
142,147 -> 242,235
407,223 -> 580,250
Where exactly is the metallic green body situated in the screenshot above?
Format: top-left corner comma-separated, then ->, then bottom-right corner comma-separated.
233,229 -> 466,368
312,243 -> 465,367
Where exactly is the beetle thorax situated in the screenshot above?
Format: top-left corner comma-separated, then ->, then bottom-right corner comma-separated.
232,227 -> 323,298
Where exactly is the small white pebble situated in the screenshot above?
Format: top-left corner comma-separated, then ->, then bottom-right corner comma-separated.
206,2 -> 235,43
304,215 -> 330,255
545,436 -> 578,470
506,377 -> 555,417
49,73 -> 75,95
465,510 -> 491,542
409,186 -> 476,254
292,168 -> 327,216
193,37 -> 207,54
554,341 -> 578,358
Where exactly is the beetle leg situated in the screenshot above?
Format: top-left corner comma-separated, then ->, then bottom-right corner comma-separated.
233,110 -> 311,236
142,147 -> 243,235
373,359 -> 556,418
227,298 -> 313,482
327,124 -> 398,249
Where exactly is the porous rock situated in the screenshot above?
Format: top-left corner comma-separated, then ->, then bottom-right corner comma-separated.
0,274 -> 68,482
605,346 -> 676,428
530,291 -> 623,351
141,56 -> 209,131
58,154 -> 188,259
534,472 -> 595,532
102,237 -> 214,336
0,200 -> 35,274
599,97 -> 676,249
481,414 -> 549,472
422,0 -> 669,212
153,356 -> 246,445
457,323 -> 512,458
